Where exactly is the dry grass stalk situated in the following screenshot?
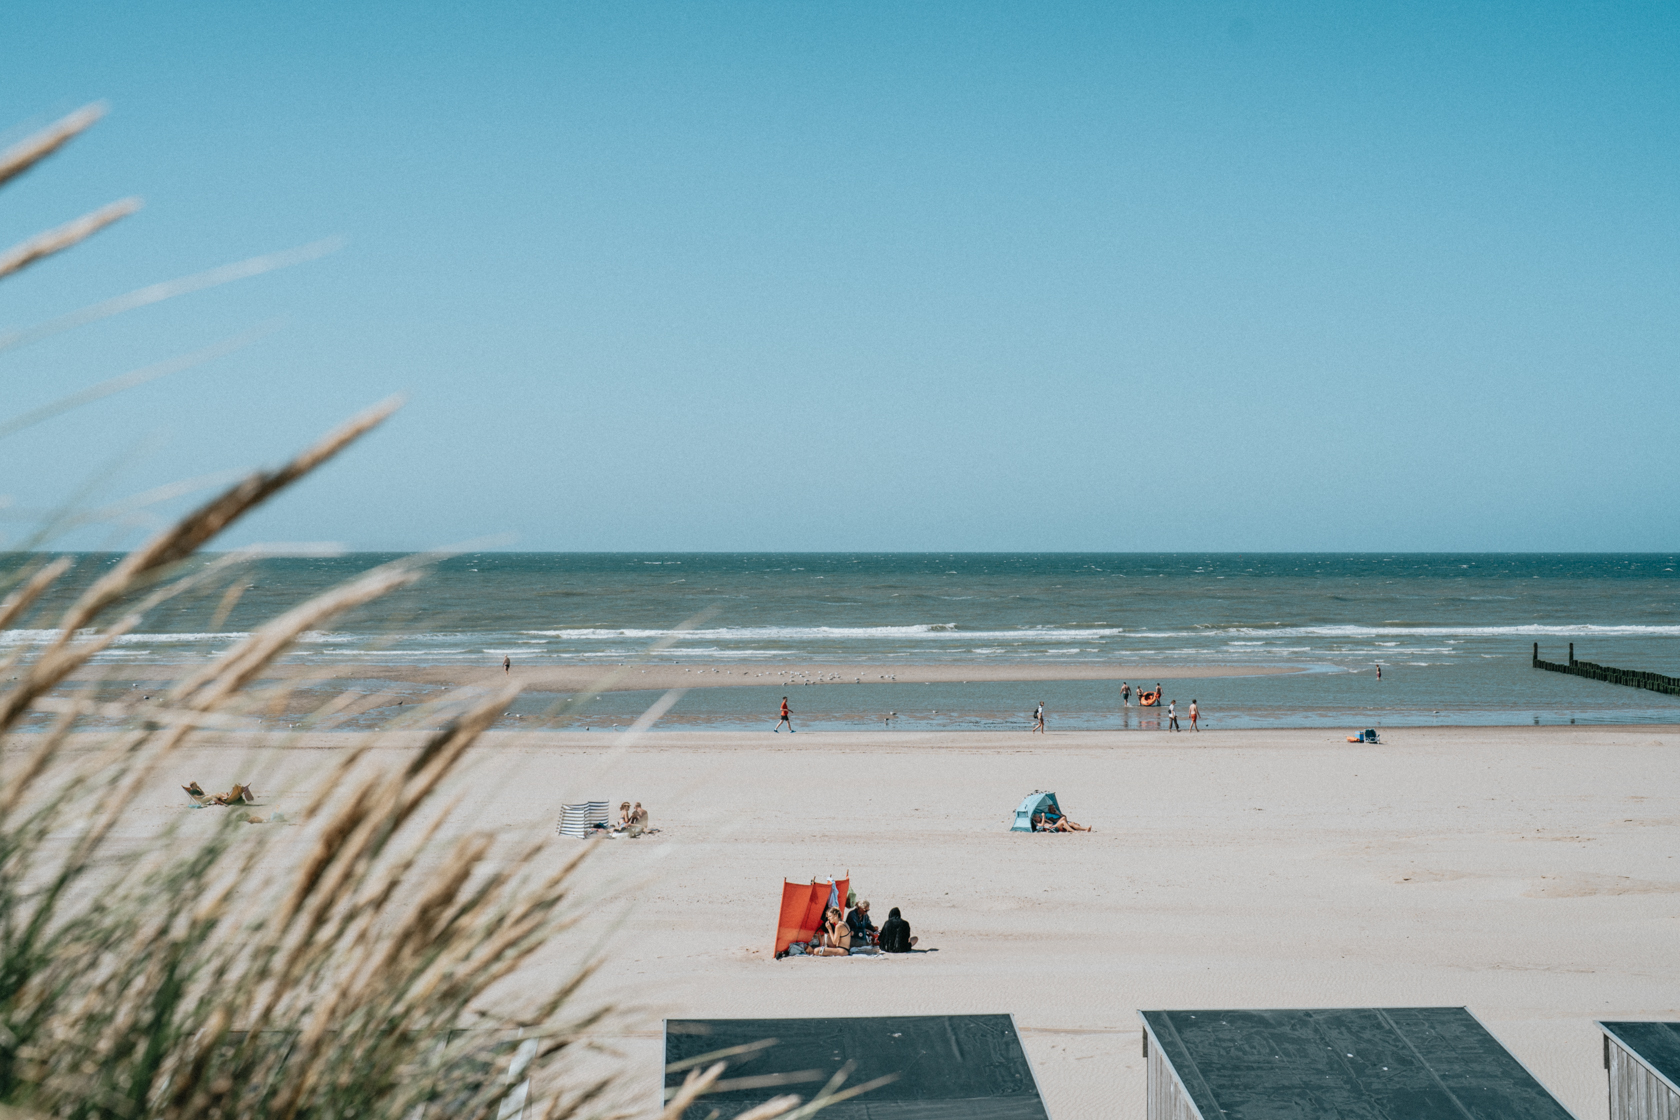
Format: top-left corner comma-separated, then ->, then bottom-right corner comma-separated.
0,102 -> 853,1120
0,440 -> 603,1120
0,238 -> 342,357
0,103 -> 104,188
0,198 -> 141,281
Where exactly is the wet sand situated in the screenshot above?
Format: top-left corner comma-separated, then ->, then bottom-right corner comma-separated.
134,723 -> 1680,1120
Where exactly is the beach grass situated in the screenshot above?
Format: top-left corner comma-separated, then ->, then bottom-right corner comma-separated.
0,102 -> 830,1120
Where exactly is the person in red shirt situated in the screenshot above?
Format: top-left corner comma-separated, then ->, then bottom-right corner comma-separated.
774,696 -> 794,733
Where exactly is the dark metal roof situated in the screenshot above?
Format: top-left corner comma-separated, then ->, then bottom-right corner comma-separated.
1599,1022 -> 1680,1093
664,1014 -> 1049,1120
1139,1008 -> 1575,1120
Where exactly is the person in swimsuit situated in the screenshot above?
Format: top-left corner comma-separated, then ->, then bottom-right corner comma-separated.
1189,699 -> 1199,731
1032,702 -> 1045,733
774,697 -> 794,733
617,801 -> 632,829
1034,809 -> 1092,832
1120,682 -> 1131,707
815,906 -> 851,955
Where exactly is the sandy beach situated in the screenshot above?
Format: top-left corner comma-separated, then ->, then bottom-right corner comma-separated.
124,722 -> 1680,1120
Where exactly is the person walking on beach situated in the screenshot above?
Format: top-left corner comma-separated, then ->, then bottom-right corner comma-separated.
1120,682 -> 1131,707
1167,699 -> 1180,731
503,655 -> 510,674
1189,699 -> 1199,731
1032,702 -> 1045,733
774,696 -> 794,733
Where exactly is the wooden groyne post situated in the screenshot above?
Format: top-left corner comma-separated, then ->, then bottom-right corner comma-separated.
1531,645 -> 1680,697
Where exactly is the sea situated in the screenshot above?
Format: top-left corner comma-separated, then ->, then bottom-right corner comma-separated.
9,553 -> 1680,732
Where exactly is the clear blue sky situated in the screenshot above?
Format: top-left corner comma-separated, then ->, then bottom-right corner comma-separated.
3,2 -> 1676,552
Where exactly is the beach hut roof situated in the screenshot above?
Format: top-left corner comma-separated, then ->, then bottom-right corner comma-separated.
665,1015 -> 1048,1120
1140,1007 -> 1573,1120
1600,1022 -> 1680,1095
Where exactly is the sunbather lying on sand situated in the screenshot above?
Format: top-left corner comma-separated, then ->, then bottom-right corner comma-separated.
183,782 -> 256,806
1032,811 -> 1091,832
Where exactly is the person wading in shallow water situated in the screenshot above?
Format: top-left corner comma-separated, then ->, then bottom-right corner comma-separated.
774,696 -> 794,733
1032,701 -> 1045,733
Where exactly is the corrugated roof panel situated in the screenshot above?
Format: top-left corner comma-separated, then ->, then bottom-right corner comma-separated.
1139,1008 -> 1575,1120
664,1014 -> 1049,1120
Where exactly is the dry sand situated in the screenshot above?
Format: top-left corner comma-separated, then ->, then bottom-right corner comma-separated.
135,724 -> 1680,1119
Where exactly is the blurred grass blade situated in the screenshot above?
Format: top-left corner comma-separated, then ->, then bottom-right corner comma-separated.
57,395 -> 402,634
0,321 -> 282,440
0,102 -> 103,189
0,237 -> 344,357
0,556 -> 70,629
0,197 -> 141,280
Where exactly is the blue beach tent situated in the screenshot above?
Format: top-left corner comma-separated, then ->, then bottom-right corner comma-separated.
1011,791 -> 1060,832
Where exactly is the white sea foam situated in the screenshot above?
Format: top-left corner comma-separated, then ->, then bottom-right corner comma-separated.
1215,624 -> 1680,638
8,619 -> 1676,668
518,625 -> 1125,642
0,629 -> 255,646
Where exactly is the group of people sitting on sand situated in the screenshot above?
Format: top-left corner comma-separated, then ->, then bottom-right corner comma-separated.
1031,807 -> 1092,832
614,801 -> 651,837
808,897 -> 918,956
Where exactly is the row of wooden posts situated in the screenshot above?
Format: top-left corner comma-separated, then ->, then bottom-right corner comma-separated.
1531,642 -> 1680,697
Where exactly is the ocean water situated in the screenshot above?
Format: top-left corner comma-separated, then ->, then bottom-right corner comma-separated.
10,553 -> 1680,730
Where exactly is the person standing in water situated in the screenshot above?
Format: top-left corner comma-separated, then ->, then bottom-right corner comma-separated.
1376,663 -> 1382,681
1167,699 -> 1180,731
774,696 -> 794,733
1120,682 -> 1131,707
1189,699 -> 1199,731
1032,702 -> 1045,733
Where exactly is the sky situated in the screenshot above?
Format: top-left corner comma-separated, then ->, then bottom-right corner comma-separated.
1,1 -> 1676,552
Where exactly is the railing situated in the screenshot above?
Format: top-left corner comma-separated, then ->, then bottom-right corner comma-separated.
1531,643 -> 1680,697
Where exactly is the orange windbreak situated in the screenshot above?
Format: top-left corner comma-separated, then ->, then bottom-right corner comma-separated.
775,877 -> 850,955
